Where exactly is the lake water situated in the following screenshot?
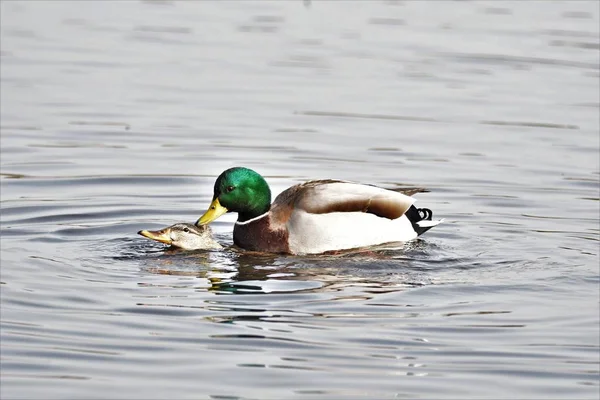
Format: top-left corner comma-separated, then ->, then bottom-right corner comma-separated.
1,1 -> 599,399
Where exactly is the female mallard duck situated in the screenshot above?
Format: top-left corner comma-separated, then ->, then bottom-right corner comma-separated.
138,223 -> 222,250
196,167 -> 442,255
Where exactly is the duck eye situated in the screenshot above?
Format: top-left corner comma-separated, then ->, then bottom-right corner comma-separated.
226,186 -> 235,193
183,227 -> 190,233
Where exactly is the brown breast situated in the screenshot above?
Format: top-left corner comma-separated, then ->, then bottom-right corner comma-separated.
233,214 -> 290,253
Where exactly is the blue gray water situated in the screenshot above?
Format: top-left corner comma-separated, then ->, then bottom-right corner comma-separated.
1,1 -> 599,399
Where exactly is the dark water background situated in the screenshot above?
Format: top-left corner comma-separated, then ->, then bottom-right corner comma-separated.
1,1 -> 599,399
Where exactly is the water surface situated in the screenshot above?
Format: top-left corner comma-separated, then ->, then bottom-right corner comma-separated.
1,1 -> 599,399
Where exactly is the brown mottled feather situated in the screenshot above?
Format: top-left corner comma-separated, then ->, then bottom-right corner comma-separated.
269,180 -> 415,222
390,187 -> 430,196
267,181 -> 335,226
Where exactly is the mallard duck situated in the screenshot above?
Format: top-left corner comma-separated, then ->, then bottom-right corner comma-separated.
138,223 -> 222,250
196,167 -> 443,255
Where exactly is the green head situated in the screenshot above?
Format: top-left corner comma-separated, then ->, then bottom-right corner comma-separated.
197,167 -> 271,224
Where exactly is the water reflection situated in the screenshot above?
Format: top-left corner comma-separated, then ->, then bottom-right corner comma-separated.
131,238 -> 453,295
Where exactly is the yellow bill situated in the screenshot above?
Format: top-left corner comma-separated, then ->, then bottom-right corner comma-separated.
138,228 -> 172,245
196,197 -> 228,225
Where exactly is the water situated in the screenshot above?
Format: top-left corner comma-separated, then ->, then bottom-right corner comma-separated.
1,1 -> 599,399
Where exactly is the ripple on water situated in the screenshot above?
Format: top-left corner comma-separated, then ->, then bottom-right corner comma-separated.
2,1 -> 599,399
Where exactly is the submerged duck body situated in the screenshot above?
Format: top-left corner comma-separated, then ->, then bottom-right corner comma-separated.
197,167 -> 443,255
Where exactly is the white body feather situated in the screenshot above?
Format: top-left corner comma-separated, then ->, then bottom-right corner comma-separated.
287,210 -> 419,254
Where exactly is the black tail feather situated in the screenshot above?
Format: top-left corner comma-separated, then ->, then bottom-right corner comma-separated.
405,205 -> 434,236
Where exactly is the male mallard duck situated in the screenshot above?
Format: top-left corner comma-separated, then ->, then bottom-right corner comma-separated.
196,167 -> 443,255
138,223 -> 222,250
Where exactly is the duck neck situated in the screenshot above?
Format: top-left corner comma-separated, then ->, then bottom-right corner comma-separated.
237,193 -> 271,223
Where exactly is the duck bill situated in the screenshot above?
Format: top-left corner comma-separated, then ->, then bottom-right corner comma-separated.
138,228 -> 172,245
196,198 -> 228,225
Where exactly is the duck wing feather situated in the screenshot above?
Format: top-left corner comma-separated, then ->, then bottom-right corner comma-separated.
271,180 -> 416,221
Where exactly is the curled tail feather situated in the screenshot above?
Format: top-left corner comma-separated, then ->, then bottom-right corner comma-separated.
404,205 -> 443,236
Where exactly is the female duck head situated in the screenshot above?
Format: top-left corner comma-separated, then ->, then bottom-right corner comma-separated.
138,223 -> 221,250
197,167 -> 271,224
